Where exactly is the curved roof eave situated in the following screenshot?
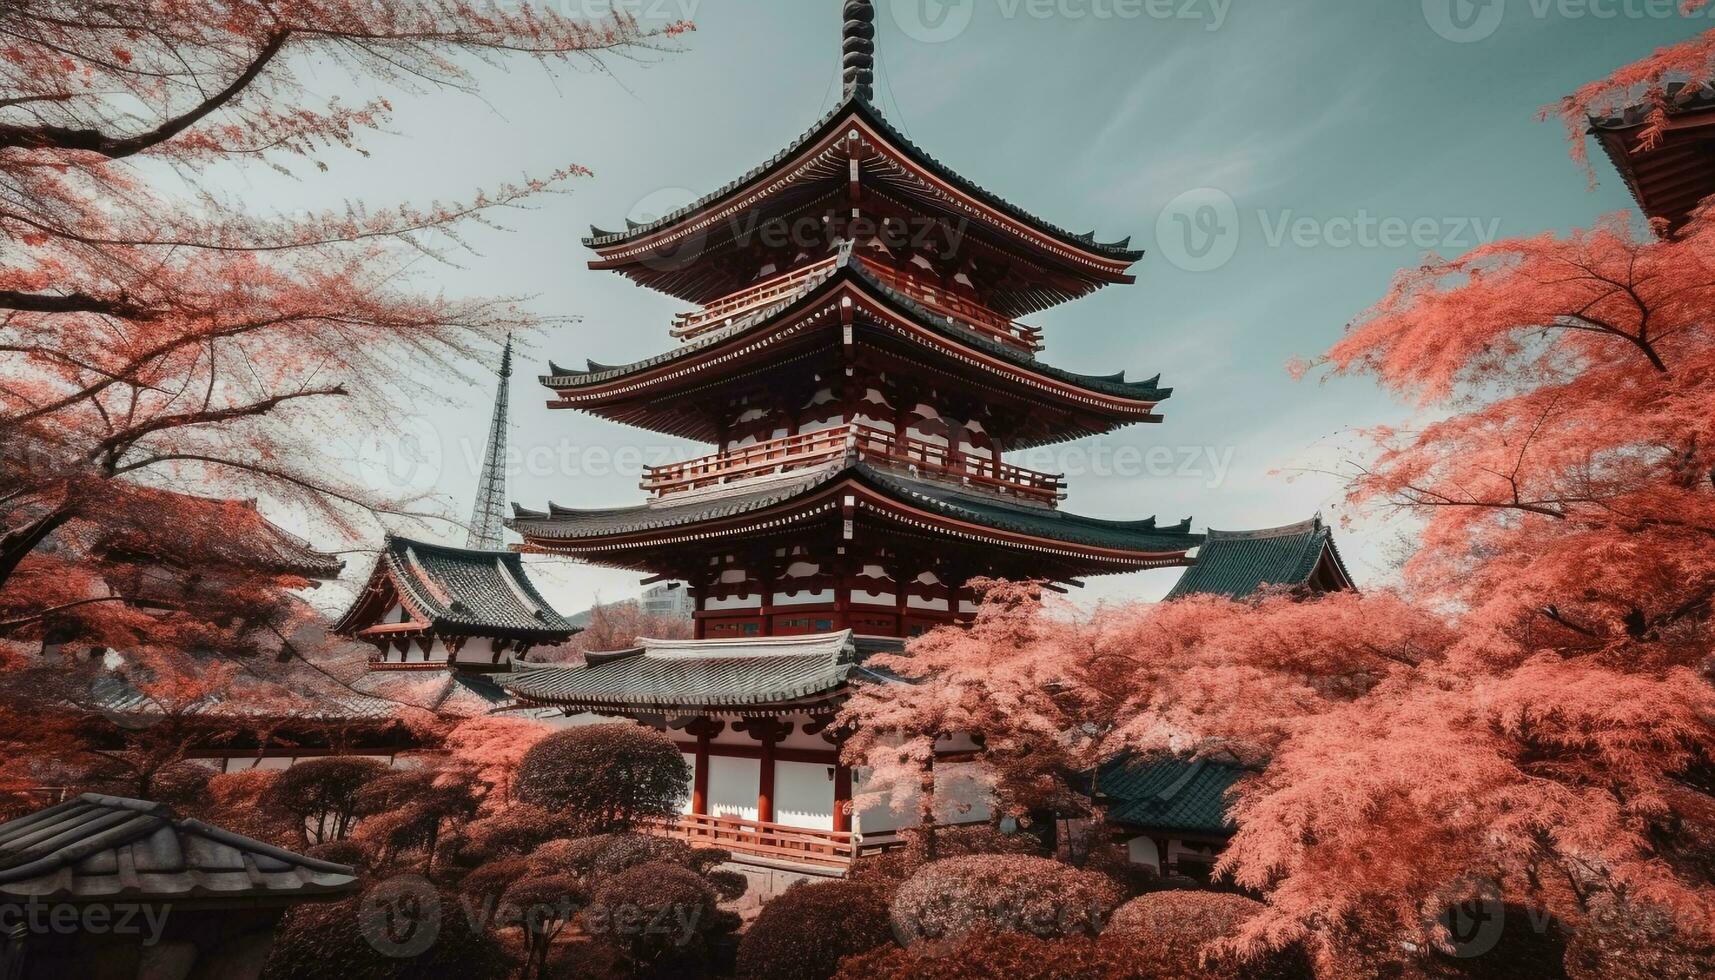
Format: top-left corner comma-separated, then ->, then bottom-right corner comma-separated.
508,462 -> 1200,560
540,255 -> 1170,408
583,97 -> 1143,265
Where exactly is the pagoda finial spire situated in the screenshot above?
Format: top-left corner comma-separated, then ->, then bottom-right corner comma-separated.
465,335 -> 513,551
842,0 -> 876,103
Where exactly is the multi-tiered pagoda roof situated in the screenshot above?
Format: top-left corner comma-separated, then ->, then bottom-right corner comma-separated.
513,2 -> 1200,644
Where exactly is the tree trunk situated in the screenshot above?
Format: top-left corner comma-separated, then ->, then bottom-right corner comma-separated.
0,504 -> 74,593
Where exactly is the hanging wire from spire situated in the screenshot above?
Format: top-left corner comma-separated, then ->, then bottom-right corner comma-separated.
842,0 -> 876,102
465,336 -> 513,551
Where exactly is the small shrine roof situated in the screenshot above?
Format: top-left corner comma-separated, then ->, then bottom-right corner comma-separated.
1165,517 -> 1354,600
1093,754 -> 1249,838
500,630 -> 876,712
0,794 -> 358,904
334,536 -> 577,640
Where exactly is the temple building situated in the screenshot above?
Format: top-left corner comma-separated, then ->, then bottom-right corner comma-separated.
1165,516 -> 1354,600
500,1 -> 1200,883
332,341 -> 579,715
1090,515 -> 1357,879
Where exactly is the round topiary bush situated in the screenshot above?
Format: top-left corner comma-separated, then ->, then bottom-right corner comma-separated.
513,724 -> 689,834
261,757 -> 391,845
889,854 -> 1121,946
584,859 -> 738,978
835,930 -> 1130,980
737,880 -> 894,980
262,886 -> 511,980
1105,891 -> 1312,980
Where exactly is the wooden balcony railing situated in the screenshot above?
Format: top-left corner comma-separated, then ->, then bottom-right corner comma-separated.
853,258 -> 1044,353
669,254 -> 1043,354
672,256 -> 840,341
662,813 -> 858,868
641,423 -> 1067,505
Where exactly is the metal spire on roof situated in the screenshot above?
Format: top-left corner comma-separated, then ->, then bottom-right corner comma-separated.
842,0 -> 876,103
465,336 -> 513,551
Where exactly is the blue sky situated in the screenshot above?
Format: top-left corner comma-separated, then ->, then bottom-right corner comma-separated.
234,1 -> 1705,614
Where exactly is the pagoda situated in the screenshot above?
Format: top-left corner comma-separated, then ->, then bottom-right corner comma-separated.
499,3 -> 1203,883
511,1 -> 1201,641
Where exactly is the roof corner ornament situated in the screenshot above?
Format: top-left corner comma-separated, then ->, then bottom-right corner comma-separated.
842,0 -> 877,103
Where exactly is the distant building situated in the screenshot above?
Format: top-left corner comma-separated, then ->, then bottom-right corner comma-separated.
639,582 -> 696,621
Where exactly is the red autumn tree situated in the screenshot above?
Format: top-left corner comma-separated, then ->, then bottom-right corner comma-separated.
844,24 -> 1715,976
0,3 -> 691,655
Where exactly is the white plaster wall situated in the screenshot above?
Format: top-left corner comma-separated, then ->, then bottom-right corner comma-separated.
708,756 -> 760,821
773,590 -> 835,607
774,760 -> 835,831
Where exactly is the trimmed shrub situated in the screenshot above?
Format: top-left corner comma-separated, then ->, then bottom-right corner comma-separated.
848,825 -> 1044,889
1105,891 -> 1312,980
737,880 -> 893,980
262,886 -> 510,980
513,724 -> 689,834
835,930 -> 1136,980
262,757 -> 390,845
584,859 -> 739,978
889,854 -> 1121,945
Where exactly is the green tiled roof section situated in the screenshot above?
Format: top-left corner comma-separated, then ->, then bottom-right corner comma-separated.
500,631 -> 860,710
1165,518 -> 1349,600
584,97 -> 1141,261
385,537 -> 577,636
541,245 -> 1168,405
509,463 -> 1201,557
1095,754 -> 1248,837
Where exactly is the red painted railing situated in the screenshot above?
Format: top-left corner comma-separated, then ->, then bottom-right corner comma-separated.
668,254 -> 1043,354
641,423 -> 1066,505
853,258 -> 1044,353
662,813 -> 858,868
672,256 -> 840,341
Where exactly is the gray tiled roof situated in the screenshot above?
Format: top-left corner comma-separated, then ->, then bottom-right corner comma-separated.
585,97 -> 1141,262
542,245 -> 1168,408
83,672 -> 405,724
1094,754 -> 1249,837
501,631 -> 871,711
0,794 -> 357,903
510,462 -> 1200,558
359,536 -> 578,638
1166,517 -> 1353,600
351,668 -> 516,718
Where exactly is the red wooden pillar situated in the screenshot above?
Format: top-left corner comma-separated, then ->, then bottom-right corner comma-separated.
757,736 -> 776,825
692,734 -> 711,816
832,764 -> 853,833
